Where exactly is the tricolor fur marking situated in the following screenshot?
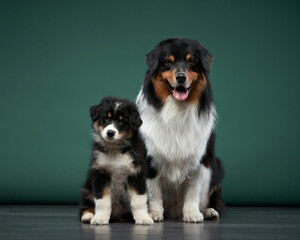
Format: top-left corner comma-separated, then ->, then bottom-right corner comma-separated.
136,38 -> 225,222
79,97 -> 153,225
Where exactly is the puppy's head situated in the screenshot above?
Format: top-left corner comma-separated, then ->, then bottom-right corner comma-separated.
90,97 -> 142,143
146,38 -> 213,102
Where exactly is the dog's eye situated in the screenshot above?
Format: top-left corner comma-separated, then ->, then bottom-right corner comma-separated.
187,58 -> 195,64
104,112 -> 112,121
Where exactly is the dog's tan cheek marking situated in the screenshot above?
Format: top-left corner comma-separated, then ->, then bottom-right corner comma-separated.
185,69 -> 198,88
93,122 -> 104,133
187,72 -> 207,104
186,69 -> 198,81
118,131 -> 126,139
93,121 -> 99,131
161,68 -> 176,86
152,73 -> 171,102
152,68 -> 177,102
108,112 -> 112,118
119,129 -> 132,140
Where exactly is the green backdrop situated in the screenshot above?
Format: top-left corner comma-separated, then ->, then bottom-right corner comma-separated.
0,0 -> 299,205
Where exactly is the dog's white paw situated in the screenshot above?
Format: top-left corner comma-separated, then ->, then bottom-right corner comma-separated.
90,214 -> 110,225
135,214 -> 154,225
203,208 -> 219,220
149,210 -> 164,222
183,210 -> 204,223
81,212 -> 94,223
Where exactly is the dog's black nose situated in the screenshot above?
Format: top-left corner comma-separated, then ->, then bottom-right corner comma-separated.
176,73 -> 186,84
107,130 -> 115,138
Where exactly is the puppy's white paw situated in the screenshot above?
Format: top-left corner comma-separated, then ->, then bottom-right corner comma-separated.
203,208 -> 219,220
135,214 -> 154,225
81,212 -> 94,223
183,210 -> 204,223
149,210 -> 164,222
90,214 -> 110,225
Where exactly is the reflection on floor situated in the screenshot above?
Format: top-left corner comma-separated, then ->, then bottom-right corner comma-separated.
0,206 -> 299,240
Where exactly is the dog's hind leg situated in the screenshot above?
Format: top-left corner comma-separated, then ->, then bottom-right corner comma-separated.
79,188 -> 95,223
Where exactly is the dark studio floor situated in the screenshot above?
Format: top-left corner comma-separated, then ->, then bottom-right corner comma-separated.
0,206 -> 299,240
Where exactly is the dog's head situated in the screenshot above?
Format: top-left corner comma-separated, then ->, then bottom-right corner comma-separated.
90,97 -> 142,143
146,38 -> 213,102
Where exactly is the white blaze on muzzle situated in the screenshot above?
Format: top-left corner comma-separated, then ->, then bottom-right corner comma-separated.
101,123 -> 120,142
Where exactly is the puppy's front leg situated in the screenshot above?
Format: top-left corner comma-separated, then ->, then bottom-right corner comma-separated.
90,170 -> 112,225
128,173 -> 154,225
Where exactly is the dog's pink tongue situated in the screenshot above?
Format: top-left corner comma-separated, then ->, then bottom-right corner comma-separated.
173,89 -> 189,101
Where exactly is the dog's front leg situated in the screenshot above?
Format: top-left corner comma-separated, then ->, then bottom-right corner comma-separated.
90,170 -> 112,225
148,177 -> 164,222
128,173 -> 154,225
182,166 -> 205,223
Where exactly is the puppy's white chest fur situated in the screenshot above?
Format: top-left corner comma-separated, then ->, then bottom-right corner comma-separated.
94,151 -> 133,201
137,93 -> 215,182
95,151 -> 133,173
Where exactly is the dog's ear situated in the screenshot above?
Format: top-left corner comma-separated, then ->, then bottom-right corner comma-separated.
197,44 -> 214,73
90,104 -> 100,121
146,47 -> 161,75
130,111 -> 143,130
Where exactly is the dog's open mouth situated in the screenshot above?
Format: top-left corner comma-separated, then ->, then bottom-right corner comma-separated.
167,82 -> 190,101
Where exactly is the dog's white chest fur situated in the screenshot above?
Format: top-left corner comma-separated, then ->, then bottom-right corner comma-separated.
94,151 -> 133,201
137,92 -> 215,182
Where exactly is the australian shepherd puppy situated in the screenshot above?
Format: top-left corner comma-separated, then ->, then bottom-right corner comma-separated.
80,97 -> 154,225
136,38 -> 225,223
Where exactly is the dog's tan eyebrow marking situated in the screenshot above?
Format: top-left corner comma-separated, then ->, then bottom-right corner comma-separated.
186,54 -> 192,61
169,55 -> 175,62
108,112 -> 112,118
119,115 -> 123,120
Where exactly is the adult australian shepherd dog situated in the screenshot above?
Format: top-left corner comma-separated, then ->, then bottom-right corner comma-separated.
136,38 -> 225,223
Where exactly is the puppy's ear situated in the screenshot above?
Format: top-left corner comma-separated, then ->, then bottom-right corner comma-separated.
130,111 -> 143,130
197,44 -> 214,73
90,105 -> 100,121
146,47 -> 160,75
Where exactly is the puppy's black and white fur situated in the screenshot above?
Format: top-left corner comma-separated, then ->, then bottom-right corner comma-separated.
136,38 -> 225,222
80,97 -> 153,225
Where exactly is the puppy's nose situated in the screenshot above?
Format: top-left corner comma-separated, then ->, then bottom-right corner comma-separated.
176,72 -> 187,84
107,130 -> 115,138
